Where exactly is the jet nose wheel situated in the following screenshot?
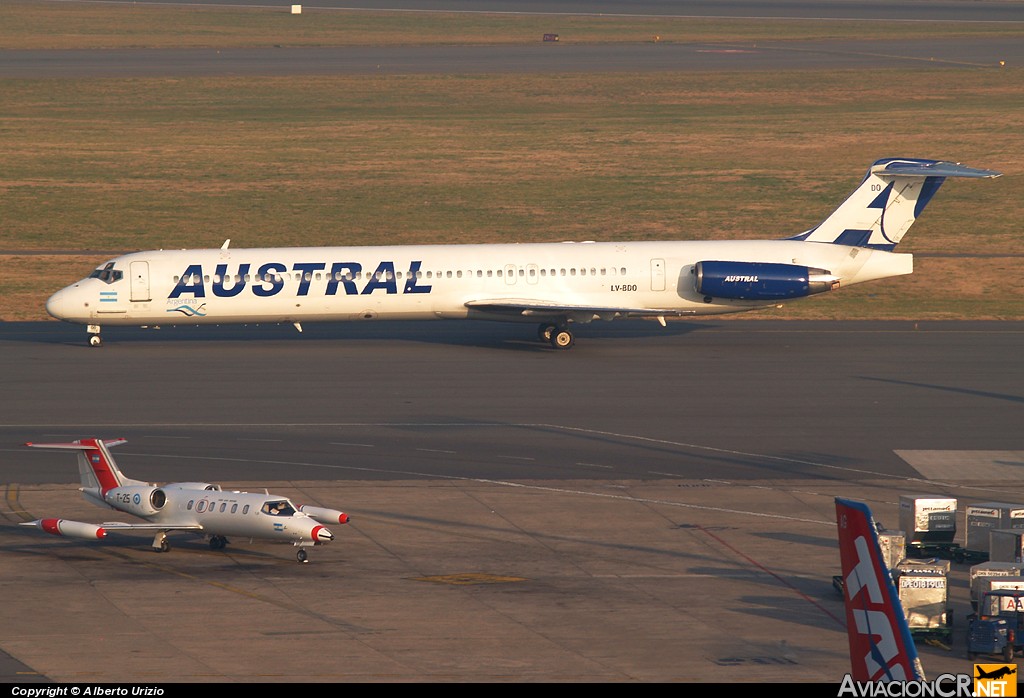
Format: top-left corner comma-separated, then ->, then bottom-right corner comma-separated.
297,548 -> 309,564
88,335 -> 102,347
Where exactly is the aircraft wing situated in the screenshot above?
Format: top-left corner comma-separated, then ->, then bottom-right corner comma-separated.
22,518 -> 204,542
464,299 -> 698,321
98,522 -> 204,531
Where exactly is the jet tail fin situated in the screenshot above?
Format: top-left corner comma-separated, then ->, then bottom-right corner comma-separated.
835,497 -> 925,682
25,438 -> 138,495
793,158 -> 1000,250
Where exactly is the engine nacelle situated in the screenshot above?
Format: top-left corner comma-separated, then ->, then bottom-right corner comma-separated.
694,261 -> 838,301
104,485 -> 168,517
299,505 -> 350,525
30,518 -> 106,540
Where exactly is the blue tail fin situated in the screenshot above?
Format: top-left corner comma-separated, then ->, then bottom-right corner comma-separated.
794,159 -> 1000,250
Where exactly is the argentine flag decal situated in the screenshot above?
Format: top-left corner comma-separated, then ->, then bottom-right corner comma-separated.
99,291 -> 118,303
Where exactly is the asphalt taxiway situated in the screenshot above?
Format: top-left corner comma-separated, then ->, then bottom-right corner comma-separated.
1,319 -> 1022,682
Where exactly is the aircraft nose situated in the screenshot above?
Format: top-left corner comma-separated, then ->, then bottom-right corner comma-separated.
45,287 -> 70,319
311,525 -> 333,543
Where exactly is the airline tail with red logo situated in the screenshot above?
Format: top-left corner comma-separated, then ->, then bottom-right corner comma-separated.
835,497 -> 925,682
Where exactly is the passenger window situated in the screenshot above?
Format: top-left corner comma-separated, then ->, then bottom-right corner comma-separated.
187,500 -> 194,511
231,504 -> 238,514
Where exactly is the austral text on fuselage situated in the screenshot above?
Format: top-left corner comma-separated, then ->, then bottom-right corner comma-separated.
168,261 -> 433,299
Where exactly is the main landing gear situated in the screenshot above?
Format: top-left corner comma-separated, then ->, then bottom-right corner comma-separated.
538,323 -> 574,350
209,535 -> 228,551
152,531 -> 170,553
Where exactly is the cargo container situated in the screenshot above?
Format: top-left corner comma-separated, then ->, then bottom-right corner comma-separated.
991,529 -> 1024,564
970,562 -> 1023,608
964,503 -> 1024,557
894,558 -> 952,641
900,496 -> 957,558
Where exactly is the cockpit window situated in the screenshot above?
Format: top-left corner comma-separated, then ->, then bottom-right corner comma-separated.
89,262 -> 123,284
261,500 -> 296,517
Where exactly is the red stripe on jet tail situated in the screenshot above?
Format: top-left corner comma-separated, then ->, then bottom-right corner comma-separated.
79,438 -> 121,494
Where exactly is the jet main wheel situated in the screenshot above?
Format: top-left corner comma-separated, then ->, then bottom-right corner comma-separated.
537,323 -> 556,342
550,329 -> 574,350
88,335 -> 102,347
157,539 -> 170,553
209,535 -> 227,550
297,548 -> 309,564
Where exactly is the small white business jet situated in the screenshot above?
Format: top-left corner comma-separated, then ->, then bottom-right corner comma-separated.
22,438 -> 348,563
45,158 -> 1000,349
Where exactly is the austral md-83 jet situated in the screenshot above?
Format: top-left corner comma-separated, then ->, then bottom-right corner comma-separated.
22,439 -> 348,563
45,158 -> 1000,349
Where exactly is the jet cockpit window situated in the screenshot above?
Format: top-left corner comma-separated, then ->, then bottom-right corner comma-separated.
261,500 -> 296,517
88,262 -> 123,285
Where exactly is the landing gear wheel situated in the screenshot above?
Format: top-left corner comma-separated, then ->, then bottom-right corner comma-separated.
153,532 -> 170,553
89,334 -> 102,347
537,323 -> 556,342
209,535 -> 228,551
550,328 -> 574,350
296,548 -> 309,564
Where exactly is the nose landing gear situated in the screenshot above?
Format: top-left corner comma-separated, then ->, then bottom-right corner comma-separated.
87,325 -> 103,347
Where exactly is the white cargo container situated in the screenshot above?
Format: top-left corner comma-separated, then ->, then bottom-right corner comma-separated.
878,530 -> 906,570
964,502 -> 1024,556
899,495 -> 957,550
894,559 -> 952,640
970,562 -> 1023,607
990,529 -> 1024,564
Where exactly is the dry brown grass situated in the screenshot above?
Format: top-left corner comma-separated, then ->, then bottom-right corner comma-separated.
2,5 -> 1021,322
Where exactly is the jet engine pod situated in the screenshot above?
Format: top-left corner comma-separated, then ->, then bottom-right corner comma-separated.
33,518 -> 107,540
103,485 -> 168,517
694,261 -> 837,301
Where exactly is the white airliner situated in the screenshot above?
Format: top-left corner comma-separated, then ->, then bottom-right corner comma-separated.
45,158 -> 999,349
22,438 -> 348,563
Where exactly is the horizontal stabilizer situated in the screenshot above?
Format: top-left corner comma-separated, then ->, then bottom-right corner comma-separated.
871,160 -> 1001,179
26,439 -> 127,451
794,157 -> 1001,250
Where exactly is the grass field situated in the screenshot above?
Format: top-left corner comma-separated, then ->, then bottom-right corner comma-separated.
4,0 -> 1023,49
1,2 -> 1022,321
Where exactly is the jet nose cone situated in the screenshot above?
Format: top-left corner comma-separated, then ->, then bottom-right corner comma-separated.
311,525 -> 334,543
45,288 -> 68,319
